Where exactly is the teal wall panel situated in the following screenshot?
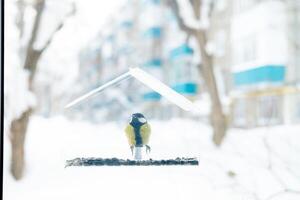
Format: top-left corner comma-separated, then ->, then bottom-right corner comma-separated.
233,65 -> 286,86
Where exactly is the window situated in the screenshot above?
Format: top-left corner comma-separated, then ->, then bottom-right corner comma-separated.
296,94 -> 300,122
257,96 -> 283,126
234,35 -> 256,65
233,99 -> 248,127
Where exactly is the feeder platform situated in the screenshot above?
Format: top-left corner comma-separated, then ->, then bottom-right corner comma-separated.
65,157 -> 199,167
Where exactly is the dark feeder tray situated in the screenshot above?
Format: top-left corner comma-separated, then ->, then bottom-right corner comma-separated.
65,157 -> 199,167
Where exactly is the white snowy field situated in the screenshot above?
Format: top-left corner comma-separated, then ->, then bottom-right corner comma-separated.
3,116 -> 300,200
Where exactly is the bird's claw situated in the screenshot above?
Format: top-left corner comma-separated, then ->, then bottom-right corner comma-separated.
145,145 -> 151,154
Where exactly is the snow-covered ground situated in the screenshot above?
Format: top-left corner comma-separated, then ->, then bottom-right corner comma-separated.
3,116 -> 300,200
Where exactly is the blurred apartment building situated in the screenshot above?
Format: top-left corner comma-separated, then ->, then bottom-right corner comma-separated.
76,0 -> 201,122
228,0 -> 300,127
77,0 -> 300,127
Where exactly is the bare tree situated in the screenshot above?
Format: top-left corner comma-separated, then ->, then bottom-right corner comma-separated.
10,0 -> 75,180
166,0 -> 227,146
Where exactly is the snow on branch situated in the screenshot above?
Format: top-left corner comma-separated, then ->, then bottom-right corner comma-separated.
4,0 -> 36,127
39,2 -> 76,52
169,0 -> 212,31
24,0 -> 76,83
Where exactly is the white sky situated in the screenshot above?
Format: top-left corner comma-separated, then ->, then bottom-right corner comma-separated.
65,0 -> 126,47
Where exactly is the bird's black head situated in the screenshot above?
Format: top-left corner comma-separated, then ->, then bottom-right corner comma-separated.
130,113 -> 147,127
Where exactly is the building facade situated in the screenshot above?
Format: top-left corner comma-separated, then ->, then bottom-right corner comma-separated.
229,0 -> 300,127
76,0 -> 300,127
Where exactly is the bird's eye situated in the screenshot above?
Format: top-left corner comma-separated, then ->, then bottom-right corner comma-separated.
138,117 -> 146,123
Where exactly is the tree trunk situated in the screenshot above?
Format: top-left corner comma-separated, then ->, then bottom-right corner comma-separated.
24,48 -> 42,86
165,0 -> 228,146
10,108 -> 32,180
9,47 -> 41,181
195,31 -> 227,146
8,0 -> 74,180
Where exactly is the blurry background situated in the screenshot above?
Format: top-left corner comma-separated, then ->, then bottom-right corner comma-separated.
3,0 -> 300,200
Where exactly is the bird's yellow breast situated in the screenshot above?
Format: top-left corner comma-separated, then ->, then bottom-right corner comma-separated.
125,123 -> 151,146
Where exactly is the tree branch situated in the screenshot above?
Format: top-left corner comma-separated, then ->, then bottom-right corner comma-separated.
23,1 -> 75,85
39,2 -> 76,53
24,0 -> 45,71
16,0 -> 25,39
166,0 -> 196,34
189,0 -> 201,19
27,0 -> 45,59
207,0 -> 215,19
38,20 -> 63,52
166,0 -> 227,146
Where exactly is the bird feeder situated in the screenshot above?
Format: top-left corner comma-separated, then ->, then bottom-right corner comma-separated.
65,67 -> 199,166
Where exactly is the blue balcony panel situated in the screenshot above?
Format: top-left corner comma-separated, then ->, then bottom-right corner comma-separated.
142,0 -> 160,5
172,82 -> 198,95
170,44 -> 194,60
105,34 -> 115,42
120,21 -> 133,29
118,46 -> 132,55
233,65 -> 286,86
143,27 -> 162,39
143,91 -> 161,101
143,58 -> 162,68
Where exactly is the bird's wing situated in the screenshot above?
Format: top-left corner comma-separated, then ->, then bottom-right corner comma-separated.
140,123 -> 151,145
125,124 -> 135,146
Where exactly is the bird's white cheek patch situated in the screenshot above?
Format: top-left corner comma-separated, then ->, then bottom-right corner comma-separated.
138,118 -> 146,123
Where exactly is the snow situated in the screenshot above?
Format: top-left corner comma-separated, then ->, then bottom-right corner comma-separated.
205,30 -> 226,58
215,0 -> 227,12
3,116 -> 300,200
4,0 -> 36,127
176,0 -> 211,30
4,0 -> 300,199
205,40 -> 216,56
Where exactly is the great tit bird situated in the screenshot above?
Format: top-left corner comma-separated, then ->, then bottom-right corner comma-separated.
125,113 -> 151,155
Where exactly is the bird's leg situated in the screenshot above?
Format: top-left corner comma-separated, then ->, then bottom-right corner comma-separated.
130,146 -> 134,155
145,145 -> 151,154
